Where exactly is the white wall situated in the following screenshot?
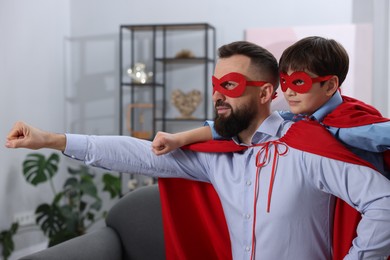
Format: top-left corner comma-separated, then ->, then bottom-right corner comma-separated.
2,0 -> 389,257
0,0 -> 71,256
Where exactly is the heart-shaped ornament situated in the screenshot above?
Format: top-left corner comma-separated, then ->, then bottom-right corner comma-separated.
171,89 -> 202,118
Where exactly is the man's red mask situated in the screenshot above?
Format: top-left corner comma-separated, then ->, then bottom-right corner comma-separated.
280,71 -> 333,94
212,72 -> 267,98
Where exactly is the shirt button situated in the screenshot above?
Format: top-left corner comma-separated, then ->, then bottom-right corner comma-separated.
244,213 -> 251,219
245,246 -> 251,252
246,180 -> 252,186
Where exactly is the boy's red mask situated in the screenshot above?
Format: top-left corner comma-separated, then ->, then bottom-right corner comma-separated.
280,71 -> 333,94
212,72 -> 267,98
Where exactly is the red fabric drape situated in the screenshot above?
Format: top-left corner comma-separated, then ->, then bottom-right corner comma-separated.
159,179 -> 232,260
323,95 -> 389,127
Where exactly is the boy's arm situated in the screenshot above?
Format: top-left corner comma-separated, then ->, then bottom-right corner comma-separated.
331,122 -> 390,152
152,126 -> 212,155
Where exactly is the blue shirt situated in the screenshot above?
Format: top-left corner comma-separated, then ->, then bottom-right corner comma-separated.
64,111 -> 390,259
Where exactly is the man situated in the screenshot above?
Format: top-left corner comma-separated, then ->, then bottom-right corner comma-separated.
6,41 -> 390,259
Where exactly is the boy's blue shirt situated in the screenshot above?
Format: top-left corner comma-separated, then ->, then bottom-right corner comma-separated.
207,91 -> 390,178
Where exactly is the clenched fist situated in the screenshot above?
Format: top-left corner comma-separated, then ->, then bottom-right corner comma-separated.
5,121 -> 66,151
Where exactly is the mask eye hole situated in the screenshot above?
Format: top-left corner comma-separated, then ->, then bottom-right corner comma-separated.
292,79 -> 305,86
221,81 -> 239,90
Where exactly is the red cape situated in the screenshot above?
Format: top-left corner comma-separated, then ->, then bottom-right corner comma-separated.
158,119 -> 379,260
324,95 -> 390,179
323,95 -> 389,127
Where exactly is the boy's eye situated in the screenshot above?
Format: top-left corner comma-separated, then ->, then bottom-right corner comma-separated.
292,79 -> 305,86
221,81 -> 238,90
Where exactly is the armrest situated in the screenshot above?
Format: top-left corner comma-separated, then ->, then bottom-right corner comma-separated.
19,227 -> 122,260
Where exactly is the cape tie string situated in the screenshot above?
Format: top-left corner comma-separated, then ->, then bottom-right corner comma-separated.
250,140 -> 288,260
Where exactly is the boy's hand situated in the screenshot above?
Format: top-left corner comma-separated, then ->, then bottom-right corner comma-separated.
5,121 -> 66,151
152,131 -> 183,155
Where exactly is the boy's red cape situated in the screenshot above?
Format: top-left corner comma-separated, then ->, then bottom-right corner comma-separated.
324,95 -> 390,169
158,95 -> 389,260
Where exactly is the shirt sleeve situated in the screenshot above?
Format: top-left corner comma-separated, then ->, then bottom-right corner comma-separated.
63,133 -> 211,182
204,120 -> 226,140
308,155 -> 390,259
330,121 -> 390,152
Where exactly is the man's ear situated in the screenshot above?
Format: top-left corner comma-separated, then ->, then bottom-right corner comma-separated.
259,83 -> 274,104
326,76 -> 339,96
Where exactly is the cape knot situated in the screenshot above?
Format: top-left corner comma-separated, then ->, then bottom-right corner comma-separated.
255,140 -> 288,168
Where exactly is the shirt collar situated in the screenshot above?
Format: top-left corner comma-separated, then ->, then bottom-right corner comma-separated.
232,111 -> 286,145
311,91 -> 343,122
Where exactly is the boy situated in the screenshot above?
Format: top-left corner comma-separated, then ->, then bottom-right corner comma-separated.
152,36 -> 390,179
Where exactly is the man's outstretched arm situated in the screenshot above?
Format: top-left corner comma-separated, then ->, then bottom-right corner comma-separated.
5,121 -> 66,151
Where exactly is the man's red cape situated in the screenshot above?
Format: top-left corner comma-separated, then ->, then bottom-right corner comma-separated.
158,119 -> 380,260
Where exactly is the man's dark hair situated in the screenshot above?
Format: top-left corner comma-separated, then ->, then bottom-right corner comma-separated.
279,36 -> 349,86
218,41 -> 279,90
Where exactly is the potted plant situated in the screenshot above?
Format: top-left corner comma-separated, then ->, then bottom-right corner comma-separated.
22,152 -> 121,246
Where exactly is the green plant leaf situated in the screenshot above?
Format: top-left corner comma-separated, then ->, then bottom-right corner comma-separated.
21,152 -> 121,249
86,212 -> 95,222
59,205 -> 83,233
102,173 -> 121,198
90,199 -> 102,211
36,203 -> 65,237
22,153 -> 60,186
78,199 -> 88,213
48,229 -> 79,247
65,166 -> 99,198
67,165 -> 93,177
53,192 -> 64,205
0,222 -> 19,260
63,177 -> 78,188
79,178 -> 98,198
9,223 -> 18,234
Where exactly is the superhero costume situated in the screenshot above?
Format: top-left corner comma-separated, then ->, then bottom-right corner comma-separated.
62,110 -> 390,259
159,118 -> 387,259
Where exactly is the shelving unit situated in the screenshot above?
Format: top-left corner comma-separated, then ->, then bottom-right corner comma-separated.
119,23 -> 216,138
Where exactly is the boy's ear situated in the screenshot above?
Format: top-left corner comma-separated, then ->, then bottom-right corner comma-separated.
259,83 -> 274,104
325,76 -> 339,96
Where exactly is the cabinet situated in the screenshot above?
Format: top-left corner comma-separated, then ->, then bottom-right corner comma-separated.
119,23 -> 216,139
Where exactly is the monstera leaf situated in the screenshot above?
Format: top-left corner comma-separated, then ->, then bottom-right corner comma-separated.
36,201 -> 65,238
102,173 -> 121,198
22,153 -> 60,186
18,152 -> 122,250
65,166 -> 99,199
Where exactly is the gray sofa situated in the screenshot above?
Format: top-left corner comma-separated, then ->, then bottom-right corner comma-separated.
19,185 -> 165,260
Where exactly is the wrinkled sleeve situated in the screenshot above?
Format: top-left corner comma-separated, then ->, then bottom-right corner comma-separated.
334,122 -> 390,152
63,134 -> 211,182
309,155 -> 390,259
204,120 -> 226,140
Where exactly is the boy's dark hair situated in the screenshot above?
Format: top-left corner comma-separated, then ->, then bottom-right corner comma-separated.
279,36 -> 349,86
218,41 -> 279,91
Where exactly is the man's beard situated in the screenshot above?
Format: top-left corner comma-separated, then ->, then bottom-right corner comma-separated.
214,99 -> 257,139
